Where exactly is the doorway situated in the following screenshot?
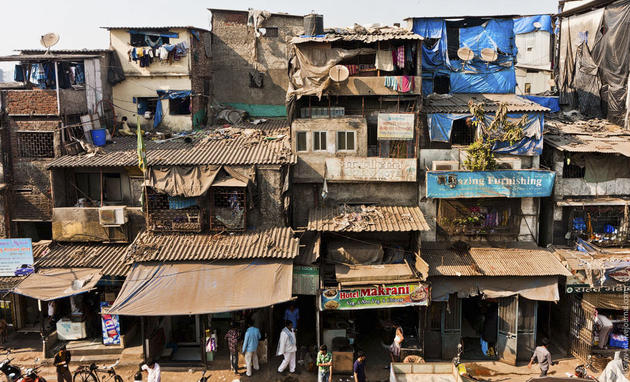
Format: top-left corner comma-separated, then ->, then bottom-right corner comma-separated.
461,297 -> 498,360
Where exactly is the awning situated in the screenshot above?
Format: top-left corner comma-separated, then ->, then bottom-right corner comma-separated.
13,268 -> 101,301
108,260 -> 293,316
556,198 -> 630,206
335,257 -> 428,286
430,276 -> 560,302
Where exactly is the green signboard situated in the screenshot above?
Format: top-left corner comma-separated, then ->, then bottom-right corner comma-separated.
319,283 -> 429,311
292,266 -> 319,296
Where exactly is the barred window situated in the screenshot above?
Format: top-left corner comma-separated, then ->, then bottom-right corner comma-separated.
17,132 -> 54,158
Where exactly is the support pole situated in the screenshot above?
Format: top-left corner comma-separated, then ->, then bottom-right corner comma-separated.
54,61 -> 61,115
316,309 -> 321,349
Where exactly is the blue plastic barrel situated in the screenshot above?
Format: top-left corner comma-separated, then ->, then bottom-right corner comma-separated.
91,129 -> 107,147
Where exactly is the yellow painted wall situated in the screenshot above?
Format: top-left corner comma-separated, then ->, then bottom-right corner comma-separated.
112,76 -> 192,132
110,28 -> 192,76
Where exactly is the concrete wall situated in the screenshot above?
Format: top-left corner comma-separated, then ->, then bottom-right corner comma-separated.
515,68 -> 552,95
112,76 -> 193,131
292,117 -> 369,182
59,89 -> 87,115
515,31 -> 551,70
210,10 -> 303,108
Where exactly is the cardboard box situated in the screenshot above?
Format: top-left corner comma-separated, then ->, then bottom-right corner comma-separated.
333,351 -> 354,373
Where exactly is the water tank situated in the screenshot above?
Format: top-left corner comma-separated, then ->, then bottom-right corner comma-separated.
304,14 -> 324,36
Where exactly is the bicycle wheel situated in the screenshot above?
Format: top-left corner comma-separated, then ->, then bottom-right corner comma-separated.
72,370 -> 97,382
114,375 -> 123,382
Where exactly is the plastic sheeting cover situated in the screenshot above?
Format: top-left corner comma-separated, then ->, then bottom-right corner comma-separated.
522,96 -> 560,113
427,113 -> 469,142
430,276 -> 560,302
459,19 -> 516,56
412,19 -> 452,71
13,268 -> 101,301
450,63 -> 516,93
513,15 -> 553,35
108,261 -> 293,316
153,90 -> 191,128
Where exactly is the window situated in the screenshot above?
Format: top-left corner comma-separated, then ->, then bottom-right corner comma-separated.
130,32 -> 170,47
75,173 -> 122,204
313,132 -> 327,151
169,96 -> 191,115
434,76 -> 450,94
450,118 -> 475,146
337,131 -> 355,151
262,27 -> 279,37
296,132 -> 307,152
211,187 -> 246,231
17,132 -> 54,158
524,83 -> 532,94
136,97 -> 158,115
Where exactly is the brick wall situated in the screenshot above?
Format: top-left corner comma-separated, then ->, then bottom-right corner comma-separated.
190,30 -> 212,123
5,90 -> 58,115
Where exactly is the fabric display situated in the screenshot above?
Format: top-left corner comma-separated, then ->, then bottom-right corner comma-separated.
384,75 -> 415,92
128,41 -> 190,67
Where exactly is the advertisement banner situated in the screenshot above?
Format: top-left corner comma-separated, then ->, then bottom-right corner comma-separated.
319,283 -> 429,311
426,170 -> 556,198
325,157 -> 417,182
101,302 -> 121,345
0,239 -> 34,277
377,113 -> 415,140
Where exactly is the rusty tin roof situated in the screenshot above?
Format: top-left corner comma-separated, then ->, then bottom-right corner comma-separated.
308,205 -> 430,232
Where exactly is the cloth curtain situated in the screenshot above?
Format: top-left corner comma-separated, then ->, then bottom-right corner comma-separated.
149,165 -> 221,197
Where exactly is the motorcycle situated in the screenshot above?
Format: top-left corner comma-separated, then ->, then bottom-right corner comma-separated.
17,366 -> 46,382
0,352 -> 46,382
574,355 -> 598,381
453,343 -> 480,381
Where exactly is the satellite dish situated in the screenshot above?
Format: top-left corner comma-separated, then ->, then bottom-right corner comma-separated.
480,48 -> 498,62
40,33 -> 60,53
457,47 -> 474,61
329,65 -> 349,82
533,21 -> 543,29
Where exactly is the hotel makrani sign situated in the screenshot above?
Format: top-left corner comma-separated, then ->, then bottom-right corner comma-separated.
426,170 -> 556,198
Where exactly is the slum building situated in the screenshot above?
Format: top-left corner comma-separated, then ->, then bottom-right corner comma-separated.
209,8 -> 304,118
284,19 -> 435,373
410,15 -> 570,364
102,26 -> 212,132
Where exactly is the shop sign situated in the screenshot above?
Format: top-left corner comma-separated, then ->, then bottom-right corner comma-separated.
606,266 -> 630,283
292,266 -> 319,295
0,239 -> 33,277
319,283 -> 429,311
325,157 -> 417,182
101,302 -> 121,345
377,113 -> 415,140
566,284 -> 630,293
426,170 -> 556,198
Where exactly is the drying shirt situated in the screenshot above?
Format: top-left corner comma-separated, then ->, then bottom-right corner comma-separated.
530,346 -> 552,371
141,363 -> 161,382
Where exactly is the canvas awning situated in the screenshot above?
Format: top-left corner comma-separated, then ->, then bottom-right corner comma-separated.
430,276 -> 560,302
108,260 -> 293,316
13,268 -> 101,301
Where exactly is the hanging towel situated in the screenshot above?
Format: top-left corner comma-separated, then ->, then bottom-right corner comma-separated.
384,76 -> 398,91
375,49 -> 394,71
396,46 -> 405,68
400,76 -> 414,93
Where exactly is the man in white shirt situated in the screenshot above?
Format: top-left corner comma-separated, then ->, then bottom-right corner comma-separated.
277,320 -> 297,374
141,359 -> 161,382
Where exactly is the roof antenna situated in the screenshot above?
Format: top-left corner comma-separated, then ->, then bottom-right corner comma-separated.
40,33 -> 60,54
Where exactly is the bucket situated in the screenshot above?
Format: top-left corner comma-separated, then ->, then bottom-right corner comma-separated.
91,129 -> 107,147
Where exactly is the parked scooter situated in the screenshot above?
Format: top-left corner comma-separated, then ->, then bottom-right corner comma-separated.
574,355 -> 598,380
453,343 -> 480,381
17,366 -> 46,382
0,351 -> 46,382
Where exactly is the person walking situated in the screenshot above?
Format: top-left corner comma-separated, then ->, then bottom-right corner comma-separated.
225,322 -> 241,375
54,345 -> 72,382
528,338 -> 553,377
277,320 -> 297,374
242,322 -> 261,377
141,359 -> 161,382
316,344 -> 333,382
354,351 -> 367,382
389,324 -> 404,362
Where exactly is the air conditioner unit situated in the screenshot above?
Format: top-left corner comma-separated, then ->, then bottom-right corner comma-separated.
495,158 -> 522,170
99,206 -> 128,227
432,160 -> 459,171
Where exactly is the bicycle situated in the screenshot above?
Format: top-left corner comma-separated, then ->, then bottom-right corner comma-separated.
72,361 -> 123,382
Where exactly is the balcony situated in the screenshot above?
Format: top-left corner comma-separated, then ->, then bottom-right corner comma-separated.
148,208 -> 203,233
52,207 -> 129,242
327,76 -> 421,96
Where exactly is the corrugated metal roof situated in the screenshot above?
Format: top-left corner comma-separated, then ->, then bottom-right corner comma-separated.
48,120 -> 295,168
126,227 -> 299,262
544,134 -> 630,157
0,277 -> 24,291
307,205 -> 430,232
102,26 -> 210,32
291,26 -> 422,44
423,93 -> 550,113
18,49 -> 112,54
422,247 -> 572,277
32,241 -> 130,277
0,54 -> 101,62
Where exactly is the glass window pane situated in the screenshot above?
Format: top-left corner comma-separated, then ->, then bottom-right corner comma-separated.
347,132 -> 355,150
297,132 -> 307,151
320,132 -> 327,150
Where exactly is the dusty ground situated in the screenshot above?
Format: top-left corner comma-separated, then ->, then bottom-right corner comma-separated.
0,333 -> 599,381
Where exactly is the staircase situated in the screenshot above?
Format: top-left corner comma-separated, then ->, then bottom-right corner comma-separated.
65,339 -> 124,364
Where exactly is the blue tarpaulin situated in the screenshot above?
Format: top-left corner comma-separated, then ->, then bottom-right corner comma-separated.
450,65 -> 516,93
426,111 -> 543,156
426,170 -> 556,198
513,15 -> 553,35
422,79 -> 434,96
459,19 -> 516,55
522,95 -> 560,113
427,113 -> 469,142
154,90 -> 191,128
129,30 -> 179,38
412,19 -> 452,70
